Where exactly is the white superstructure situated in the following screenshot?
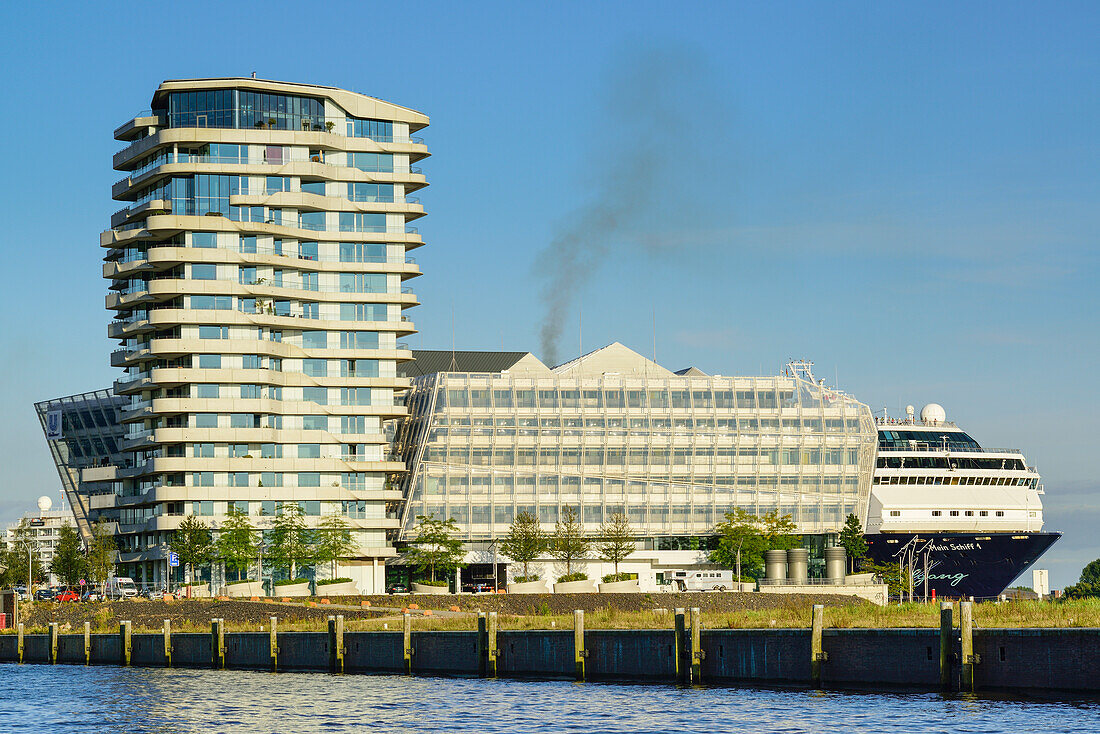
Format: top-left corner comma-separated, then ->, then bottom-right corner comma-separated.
866,405 -> 1045,534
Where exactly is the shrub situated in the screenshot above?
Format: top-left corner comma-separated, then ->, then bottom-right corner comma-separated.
414,579 -> 449,587
557,572 -> 588,583
513,574 -> 541,583
316,577 -> 353,586
273,577 -> 310,587
601,572 -> 637,584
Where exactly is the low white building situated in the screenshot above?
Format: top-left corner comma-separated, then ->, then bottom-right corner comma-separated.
3,496 -> 78,586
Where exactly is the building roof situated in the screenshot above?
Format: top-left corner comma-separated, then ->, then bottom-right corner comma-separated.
399,350 -> 548,377
552,342 -> 674,377
674,366 -> 709,376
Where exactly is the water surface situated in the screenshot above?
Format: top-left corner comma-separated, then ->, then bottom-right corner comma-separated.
0,664 -> 1095,733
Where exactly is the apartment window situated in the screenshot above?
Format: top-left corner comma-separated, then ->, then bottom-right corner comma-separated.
239,236 -> 257,254
240,384 -> 261,399
228,472 -> 249,487
339,243 -> 386,263
346,117 -> 393,140
195,384 -> 219,399
259,472 -> 282,487
338,212 -> 387,233
303,416 -> 328,431
303,387 -> 327,405
192,264 -> 217,280
339,331 -> 378,349
192,232 -> 217,248
239,267 -> 257,285
343,500 -> 367,519
341,388 -> 371,406
302,302 -> 319,319
348,152 -> 393,172
340,303 -> 388,322
195,413 -> 218,428
301,181 -> 325,196
298,472 -> 321,487
303,359 -> 327,377
260,443 -> 282,459
199,326 -> 229,339
299,211 -> 326,231
193,443 -> 215,458
192,473 -> 214,488
192,499 -> 214,514
191,295 -> 232,310
229,444 -> 250,457
347,182 -> 394,202
242,354 -> 262,369
230,413 -> 260,428
341,359 -> 379,377
302,331 -> 328,349
298,444 -> 321,459
341,416 -> 366,434
231,500 -> 249,514
301,272 -> 319,291
266,176 -> 290,194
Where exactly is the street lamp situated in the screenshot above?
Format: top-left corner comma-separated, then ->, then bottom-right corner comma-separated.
14,538 -> 36,599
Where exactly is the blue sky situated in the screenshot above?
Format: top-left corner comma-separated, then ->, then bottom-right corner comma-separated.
0,1 -> 1096,587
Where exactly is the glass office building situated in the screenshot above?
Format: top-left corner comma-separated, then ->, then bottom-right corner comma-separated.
99,78 -> 429,591
394,343 -> 878,546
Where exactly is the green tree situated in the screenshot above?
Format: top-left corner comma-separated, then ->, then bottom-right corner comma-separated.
1063,558 -> 1100,599
597,513 -> 636,579
407,513 -> 465,584
268,503 -> 316,580
550,506 -> 589,581
50,523 -> 88,588
314,513 -> 357,579
87,520 -> 116,593
760,510 -> 800,550
216,508 -> 259,581
710,509 -> 766,580
837,513 -> 868,572
0,520 -> 47,589
500,511 -> 547,581
865,560 -> 911,597
170,515 -> 214,587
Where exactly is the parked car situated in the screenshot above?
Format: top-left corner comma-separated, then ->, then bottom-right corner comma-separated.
80,589 -> 102,602
34,588 -> 56,601
386,583 -> 410,595
462,582 -> 495,594
55,589 -> 79,603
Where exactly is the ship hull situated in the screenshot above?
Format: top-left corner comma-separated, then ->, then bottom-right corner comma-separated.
864,531 -> 1060,599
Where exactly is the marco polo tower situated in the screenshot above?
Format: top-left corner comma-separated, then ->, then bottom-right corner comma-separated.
103,79 -> 428,592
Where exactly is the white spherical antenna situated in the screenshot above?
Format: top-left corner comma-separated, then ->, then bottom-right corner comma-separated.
905,405 -> 915,417
920,403 -> 946,424
37,495 -> 53,512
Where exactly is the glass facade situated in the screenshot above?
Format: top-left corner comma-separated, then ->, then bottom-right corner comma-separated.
395,359 -> 877,541
164,90 -> 326,131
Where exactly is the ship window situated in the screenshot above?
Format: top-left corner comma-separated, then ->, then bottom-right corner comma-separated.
1029,512 -> 1037,517
889,510 -> 900,517
979,511 -> 988,516
949,511 -> 959,517
995,511 -> 1004,517
931,511 -> 941,517
964,511 -> 974,516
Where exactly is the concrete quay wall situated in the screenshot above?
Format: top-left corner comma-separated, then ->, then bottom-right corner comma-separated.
1,624 -> 1097,694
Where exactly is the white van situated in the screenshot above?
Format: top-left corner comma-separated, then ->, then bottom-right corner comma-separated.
663,569 -> 735,592
105,577 -> 138,600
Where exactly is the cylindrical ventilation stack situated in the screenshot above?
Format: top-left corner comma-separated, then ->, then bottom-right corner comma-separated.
824,546 -> 847,585
786,548 -> 809,584
764,549 -> 787,584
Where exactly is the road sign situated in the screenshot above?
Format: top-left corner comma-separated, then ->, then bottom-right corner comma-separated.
168,552 -> 179,568
79,579 -> 86,586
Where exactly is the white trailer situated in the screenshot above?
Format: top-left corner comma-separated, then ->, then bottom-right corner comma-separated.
663,569 -> 735,592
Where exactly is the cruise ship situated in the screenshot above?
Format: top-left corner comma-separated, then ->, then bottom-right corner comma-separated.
864,403 -> 1059,598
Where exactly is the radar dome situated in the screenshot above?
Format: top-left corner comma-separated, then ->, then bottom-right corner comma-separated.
37,495 -> 53,512
920,403 -> 946,424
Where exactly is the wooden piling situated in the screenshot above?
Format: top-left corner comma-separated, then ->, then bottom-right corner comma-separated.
269,617 -> 279,671
17,623 -> 23,664
403,613 -> 413,675
573,609 -> 586,681
477,612 -> 488,677
48,622 -> 58,664
674,608 -> 687,684
163,619 -> 172,667
328,615 -> 344,673
120,621 -> 131,666
690,607 -> 703,684
83,621 -> 90,665
939,602 -> 953,690
487,611 -> 499,678
810,604 -> 826,688
211,618 -> 225,669
960,601 -> 976,691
